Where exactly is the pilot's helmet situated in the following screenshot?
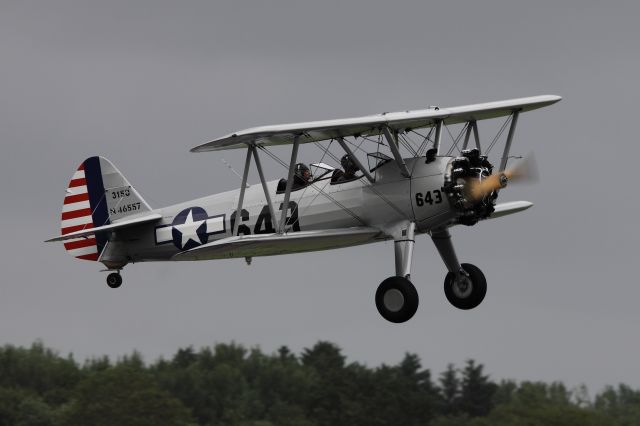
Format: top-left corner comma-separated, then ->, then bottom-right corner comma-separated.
340,155 -> 357,173
295,163 -> 312,181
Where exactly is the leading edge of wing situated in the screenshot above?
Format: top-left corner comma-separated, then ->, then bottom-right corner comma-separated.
172,227 -> 383,261
192,95 -> 561,152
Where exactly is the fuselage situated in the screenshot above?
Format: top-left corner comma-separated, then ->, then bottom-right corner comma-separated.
100,156 -> 456,265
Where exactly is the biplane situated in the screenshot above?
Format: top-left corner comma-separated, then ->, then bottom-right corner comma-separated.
47,95 -> 561,323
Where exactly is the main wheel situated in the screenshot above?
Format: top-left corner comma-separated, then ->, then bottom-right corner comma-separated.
375,276 -> 419,323
106,273 -> 122,289
444,263 -> 486,310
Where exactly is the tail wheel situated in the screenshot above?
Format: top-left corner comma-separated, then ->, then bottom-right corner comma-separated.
375,276 -> 419,323
444,263 -> 486,310
106,273 -> 122,289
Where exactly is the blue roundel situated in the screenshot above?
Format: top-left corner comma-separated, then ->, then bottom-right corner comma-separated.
171,207 -> 209,251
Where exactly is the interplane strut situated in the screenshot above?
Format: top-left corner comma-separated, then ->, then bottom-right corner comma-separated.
279,135 -> 300,233
382,127 -> 411,178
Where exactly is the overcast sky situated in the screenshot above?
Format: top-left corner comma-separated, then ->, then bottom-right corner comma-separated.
1,0 -> 639,394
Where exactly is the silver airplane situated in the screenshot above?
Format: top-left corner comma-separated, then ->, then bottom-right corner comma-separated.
47,95 -> 561,323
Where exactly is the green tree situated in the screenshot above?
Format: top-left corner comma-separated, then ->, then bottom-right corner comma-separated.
594,384 -> 640,425
64,364 -> 193,426
439,364 -> 460,415
2,341 -> 640,426
301,341 -> 347,426
471,402 -> 612,426
471,381 -> 612,426
154,343 -> 253,425
15,396 -> 57,426
0,342 -> 81,404
0,387 -> 32,425
458,360 -> 497,417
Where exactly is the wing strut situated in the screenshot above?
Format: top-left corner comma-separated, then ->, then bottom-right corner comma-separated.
279,135 -> 300,233
251,145 -> 278,232
472,121 -> 481,153
336,137 -> 374,183
433,120 -> 443,155
462,121 -> 481,153
382,127 -> 411,178
232,147 -> 253,236
462,122 -> 472,150
499,110 -> 520,171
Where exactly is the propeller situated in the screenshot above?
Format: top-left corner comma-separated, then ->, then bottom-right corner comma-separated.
466,154 -> 538,201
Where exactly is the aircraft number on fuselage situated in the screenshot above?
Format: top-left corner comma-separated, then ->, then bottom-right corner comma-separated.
109,202 -> 141,215
230,201 -> 300,236
415,190 -> 442,207
111,188 -> 131,199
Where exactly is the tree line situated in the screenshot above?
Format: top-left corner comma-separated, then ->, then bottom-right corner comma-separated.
0,341 -> 638,425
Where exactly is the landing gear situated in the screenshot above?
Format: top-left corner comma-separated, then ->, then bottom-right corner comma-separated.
376,276 -> 419,323
432,228 -> 487,310
376,222 -> 489,321
106,272 -> 122,288
376,222 -> 418,323
444,263 -> 486,310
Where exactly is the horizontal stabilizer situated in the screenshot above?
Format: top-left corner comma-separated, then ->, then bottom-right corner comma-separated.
173,227 -> 382,261
489,201 -> 533,219
45,213 -> 162,242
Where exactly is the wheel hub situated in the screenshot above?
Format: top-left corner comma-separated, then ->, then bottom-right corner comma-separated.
453,275 -> 473,299
383,289 -> 405,312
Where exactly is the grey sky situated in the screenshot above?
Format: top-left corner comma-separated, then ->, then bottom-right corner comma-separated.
1,0 -> 639,393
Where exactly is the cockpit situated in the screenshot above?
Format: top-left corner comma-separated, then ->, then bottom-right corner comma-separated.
275,152 -> 392,193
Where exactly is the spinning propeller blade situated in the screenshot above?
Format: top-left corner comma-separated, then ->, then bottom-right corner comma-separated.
467,154 -> 538,201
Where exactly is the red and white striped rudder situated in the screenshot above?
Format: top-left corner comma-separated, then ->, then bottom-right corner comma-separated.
60,156 -> 151,261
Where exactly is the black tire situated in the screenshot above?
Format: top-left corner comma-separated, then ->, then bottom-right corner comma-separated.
444,263 -> 486,310
375,276 -> 419,323
106,273 -> 122,289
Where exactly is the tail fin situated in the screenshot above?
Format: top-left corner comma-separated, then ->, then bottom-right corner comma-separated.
60,156 -> 151,261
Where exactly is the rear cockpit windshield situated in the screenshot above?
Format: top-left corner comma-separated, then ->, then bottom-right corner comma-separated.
367,152 -> 392,173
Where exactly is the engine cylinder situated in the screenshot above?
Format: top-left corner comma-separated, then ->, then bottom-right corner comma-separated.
443,149 -> 497,226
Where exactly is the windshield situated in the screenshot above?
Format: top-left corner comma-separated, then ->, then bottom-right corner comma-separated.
367,152 -> 392,172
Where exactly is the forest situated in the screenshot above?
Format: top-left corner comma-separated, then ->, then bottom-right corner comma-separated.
0,341 -> 638,425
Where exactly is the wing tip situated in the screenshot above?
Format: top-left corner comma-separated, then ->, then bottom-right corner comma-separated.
535,94 -> 562,105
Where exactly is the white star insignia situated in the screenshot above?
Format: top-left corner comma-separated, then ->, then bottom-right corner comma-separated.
177,209 -> 206,249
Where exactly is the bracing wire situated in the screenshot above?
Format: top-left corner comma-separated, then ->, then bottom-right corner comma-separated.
414,128 -> 434,156
486,115 -> 512,154
399,133 -> 418,157
445,123 -> 470,156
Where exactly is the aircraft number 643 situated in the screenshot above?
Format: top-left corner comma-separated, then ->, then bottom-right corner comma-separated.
415,190 -> 443,207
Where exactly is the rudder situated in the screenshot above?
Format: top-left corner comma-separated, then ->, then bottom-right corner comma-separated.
60,156 -> 151,261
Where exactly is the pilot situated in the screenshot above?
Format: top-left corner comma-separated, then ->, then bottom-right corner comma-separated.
332,154 -> 359,183
293,163 -> 312,188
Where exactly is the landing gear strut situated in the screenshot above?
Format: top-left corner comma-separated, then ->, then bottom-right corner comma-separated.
432,228 -> 487,310
106,272 -> 122,289
376,222 -> 418,323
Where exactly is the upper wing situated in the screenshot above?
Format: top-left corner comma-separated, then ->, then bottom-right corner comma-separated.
173,227 -> 383,261
192,95 -> 561,152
